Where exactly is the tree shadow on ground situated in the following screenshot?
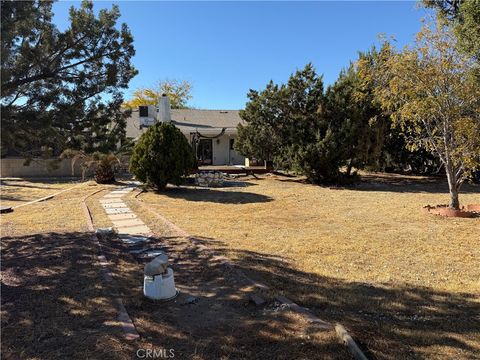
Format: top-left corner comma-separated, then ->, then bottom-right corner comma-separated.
349,174 -> 480,195
0,232 -> 129,360
4,229 -> 478,359
1,231 -> 349,360
181,178 -> 258,189
0,194 -> 25,203
188,236 -> 480,360
0,180 -> 58,190
158,187 -> 273,204
97,232 -> 350,360
277,173 -> 480,195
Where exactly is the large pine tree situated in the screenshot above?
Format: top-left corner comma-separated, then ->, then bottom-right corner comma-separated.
1,0 -> 137,158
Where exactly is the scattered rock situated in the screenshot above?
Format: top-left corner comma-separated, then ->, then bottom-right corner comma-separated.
95,227 -> 114,234
183,296 -> 199,305
195,171 -> 225,187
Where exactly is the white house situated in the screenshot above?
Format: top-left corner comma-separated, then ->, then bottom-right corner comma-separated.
125,95 -> 246,166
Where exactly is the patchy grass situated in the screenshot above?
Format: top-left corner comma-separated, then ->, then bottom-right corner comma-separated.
135,172 -> 480,359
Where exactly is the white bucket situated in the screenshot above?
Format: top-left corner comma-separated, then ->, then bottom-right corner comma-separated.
143,267 -> 177,300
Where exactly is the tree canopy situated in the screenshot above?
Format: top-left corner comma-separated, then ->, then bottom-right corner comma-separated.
1,0 -> 137,157
424,0 -> 480,61
236,64 -> 350,183
361,21 -> 480,208
122,79 -> 193,109
129,122 -> 196,190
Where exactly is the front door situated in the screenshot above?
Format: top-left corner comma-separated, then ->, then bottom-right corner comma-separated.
197,139 -> 213,165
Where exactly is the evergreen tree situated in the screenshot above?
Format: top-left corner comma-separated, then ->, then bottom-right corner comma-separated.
1,0 -> 137,158
236,64 -> 345,183
129,122 -> 196,191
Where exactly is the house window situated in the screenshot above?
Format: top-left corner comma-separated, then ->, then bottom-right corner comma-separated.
139,106 -> 148,117
230,138 -> 235,150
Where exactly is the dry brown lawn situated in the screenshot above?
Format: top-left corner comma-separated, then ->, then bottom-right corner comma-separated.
0,178 -> 83,208
0,179 -> 134,359
1,178 -> 350,359
135,172 -> 480,359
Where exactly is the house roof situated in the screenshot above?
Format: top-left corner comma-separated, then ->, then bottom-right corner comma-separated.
171,109 -> 245,134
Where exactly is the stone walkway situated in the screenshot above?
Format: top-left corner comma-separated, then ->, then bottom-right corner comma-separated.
99,185 -> 165,259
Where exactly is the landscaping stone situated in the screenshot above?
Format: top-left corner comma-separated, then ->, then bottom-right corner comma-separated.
108,213 -> 138,221
105,207 -> 132,215
95,227 -> 115,234
116,224 -> 151,235
103,193 -> 125,198
119,235 -> 150,245
183,296 -> 199,305
102,202 -> 128,209
112,218 -> 145,227
99,198 -> 125,204
195,171 -> 225,187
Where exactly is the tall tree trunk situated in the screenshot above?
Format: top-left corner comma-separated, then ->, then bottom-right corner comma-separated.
445,161 -> 460,210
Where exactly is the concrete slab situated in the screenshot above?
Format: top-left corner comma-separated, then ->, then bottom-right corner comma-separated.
103,193 -> 125,198
108,213 -> 138,221
105,207 -> 132,215
112,218 -> 145,227
100,198 -> 125,204
111,190 -> 132,194
117,225 -> 151,235
119,235 -> 150,245
102,202 -> 127,209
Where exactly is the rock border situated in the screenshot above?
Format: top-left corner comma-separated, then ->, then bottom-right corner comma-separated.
82,189 -> 140,341
423,204 -> 480,218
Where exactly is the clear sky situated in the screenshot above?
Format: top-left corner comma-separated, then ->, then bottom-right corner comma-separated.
52,1 -> 432,109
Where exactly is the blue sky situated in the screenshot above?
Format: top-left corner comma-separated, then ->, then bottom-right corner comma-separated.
53,1 -> 432,109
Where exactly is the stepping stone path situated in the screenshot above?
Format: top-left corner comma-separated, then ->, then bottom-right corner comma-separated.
99,185 -> 166,259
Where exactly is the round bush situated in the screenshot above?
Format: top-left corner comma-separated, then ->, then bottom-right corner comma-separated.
129,122 -> 196,190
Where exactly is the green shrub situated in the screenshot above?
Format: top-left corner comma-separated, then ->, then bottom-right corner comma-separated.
293,128 -> 345,184
129,122 -> 196,190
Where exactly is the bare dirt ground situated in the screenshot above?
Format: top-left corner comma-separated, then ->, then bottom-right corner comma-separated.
1,178 -> 350,359
132,172 -> 480,360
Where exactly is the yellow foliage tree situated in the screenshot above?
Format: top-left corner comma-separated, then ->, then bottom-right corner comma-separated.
361,21 -> 480,209
123,79 -> 192,109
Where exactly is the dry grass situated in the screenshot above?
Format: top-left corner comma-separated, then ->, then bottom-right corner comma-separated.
135,172 -> 480,359
1,178 -> 350,359
0,179 -> 135,359
0,178 -> 83,208
1,180 -> 98,236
